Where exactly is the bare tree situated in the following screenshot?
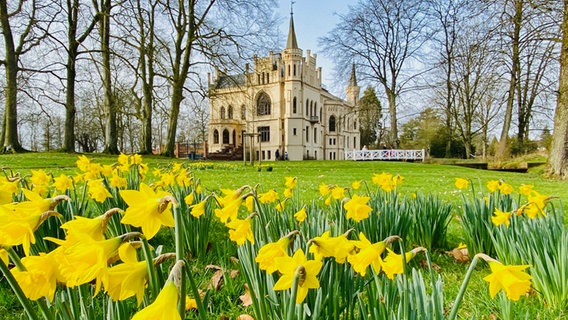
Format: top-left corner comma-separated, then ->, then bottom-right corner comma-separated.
549,0 -> 568,178
0,0 -> 51,152
321,0 -> 431,143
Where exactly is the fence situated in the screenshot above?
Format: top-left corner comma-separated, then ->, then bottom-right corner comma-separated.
345,149 -> 425,161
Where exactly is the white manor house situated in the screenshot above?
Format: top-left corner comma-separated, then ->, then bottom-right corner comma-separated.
207,14 -> 360,161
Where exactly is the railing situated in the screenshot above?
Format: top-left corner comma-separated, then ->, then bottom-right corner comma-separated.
345,149 -> 425,161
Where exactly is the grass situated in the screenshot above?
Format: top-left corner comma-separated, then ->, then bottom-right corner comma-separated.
1,152 -> 567,319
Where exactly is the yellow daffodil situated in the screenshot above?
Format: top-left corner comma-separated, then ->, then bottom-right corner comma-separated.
324,196 -> 332,206
10,251 -> 59,301
131,280 -> 180,320
244,195 -> 254,212
275,200 -> 286,212
120,184 -> 175,239
172,163 -> 183,173
284,176 -> 297,189
273,249 -> 322,304
331,186 -> 345,200
258,189 -> 279,204
491,208 -> 512,227
519,184 -> 534,196
214,197 -> 242,223
109,174 -> 127,189
0,177 -> 19,205
351,180 -> 361,190
0,248 -> 7,266
104,243 -> 148,305
294,207 -> 307,223
309,231 -> 354,263
487,180 -> 500,193
455,178 -> 469,190
344,194 -> 372,222
118,153 -> 131,171
526,191 -> 549,218
283,188 -> 293,198
255,237 -> 290,274
226,218 -> 254,245
216,188 -> 241,207
59,236 -> 123,294
372,172 -> 392,187
184,193 -> 194,206
158,172 -> 176,188
499,183 -> 514,195
176,169 -> 192,187
132,154 -> 143,166
347,233 -> 386,276
53,174 -> 74,193
483,261 -> 532,301
30,170 -> 52,196
318,183 -> 331,197
382,248 -> 414,280
88,179 -> 112,203
185,296 -> 197,310
190,200 -> 207,219
76,155 -> 92,172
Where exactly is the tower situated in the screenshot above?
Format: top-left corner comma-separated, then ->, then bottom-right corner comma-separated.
346,63 -> 360,106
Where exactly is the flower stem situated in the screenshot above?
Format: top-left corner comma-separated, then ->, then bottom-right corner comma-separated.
174,206 -> 186,318
447,254 -> 483,320
141,238 -> 159,299
0,257 -> 39,320
286,269 -> 300,320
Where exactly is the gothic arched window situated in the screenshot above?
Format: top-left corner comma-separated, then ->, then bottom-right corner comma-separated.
329,115 -> 336,132
257,92 -> 271,116
241,105 -> 246,120
228,105 -> 233,119
293,97 -> 297,114
220,107 -> 226,119
223,129 -> 230,144
213,129 -> 219,144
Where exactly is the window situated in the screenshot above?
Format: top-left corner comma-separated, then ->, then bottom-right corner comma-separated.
293,128 -> 297,135
306,126 -> 309,142
329,115 -> 336,132
268,151 -> 271,160
220,107 -> 226,119
293,97 -> 297,114
293,64 -> 296,76
257,92 -> 271,116
306,99 -> 309,116
213,129 -> 219,144
267,73 -> 270,83
354,120 -> 357,130
258,126 -> 270,142
228,106 -> 233,119
313,128 -> 317,143
223,129 -> 230,144
241,105 -> 246,120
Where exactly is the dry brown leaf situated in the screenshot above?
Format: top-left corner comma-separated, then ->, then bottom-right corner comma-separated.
209,269 -> 224,290
447,247 -> 470,263
236,315 -> 255,320
230,269 -> 240,278
205,264 -> 222,271
419,259 -> 441,271
230,256 -> 239,264
239,284 -> 253,307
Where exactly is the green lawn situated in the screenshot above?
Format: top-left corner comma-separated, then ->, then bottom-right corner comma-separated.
1,152 -> 567,319
2,152 -> 566,206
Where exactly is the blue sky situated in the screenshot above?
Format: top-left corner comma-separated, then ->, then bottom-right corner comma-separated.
276,0 -> 352,91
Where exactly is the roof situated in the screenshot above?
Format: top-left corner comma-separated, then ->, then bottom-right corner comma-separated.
212,74 -> 247,89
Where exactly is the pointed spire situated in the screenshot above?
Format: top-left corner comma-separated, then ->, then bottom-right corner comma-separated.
349,63 -> 357,87
286,2 -> 299,49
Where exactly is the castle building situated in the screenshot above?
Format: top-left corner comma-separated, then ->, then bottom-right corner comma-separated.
207,13 -> 360,161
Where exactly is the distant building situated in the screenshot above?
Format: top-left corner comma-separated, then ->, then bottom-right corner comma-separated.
207,13 -> 360,161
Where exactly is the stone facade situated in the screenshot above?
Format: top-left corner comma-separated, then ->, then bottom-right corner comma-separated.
207,15 -> 360,161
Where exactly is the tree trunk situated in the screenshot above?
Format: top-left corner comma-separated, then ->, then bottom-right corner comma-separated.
386,88 -> 398,145
548,0 -> 568,178
64,46 -> 77,153
100,0 -> 119,154
0,0 -> 24,152
495,0 -> 522,161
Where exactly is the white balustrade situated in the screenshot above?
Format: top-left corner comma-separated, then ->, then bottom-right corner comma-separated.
345,149 -> 425,161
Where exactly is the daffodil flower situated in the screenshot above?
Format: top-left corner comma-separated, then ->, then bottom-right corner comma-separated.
255,237 -> 290,274
382,248 -> 416,280
273,249 -> 322,304
294,207 -> 307,223
10,251 -> 60,302
455,178 -> 469,190
483,261 -> 532,301
226,217 -> 254,245
344,194 -> 372,222
491,208 -> 512,227
347,233 -> 386,276
104,243 -> 148,305
309,231 -> 354,263
120,184 -> 176,239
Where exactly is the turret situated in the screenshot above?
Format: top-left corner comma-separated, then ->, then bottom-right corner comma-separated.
346,63 -> 360,105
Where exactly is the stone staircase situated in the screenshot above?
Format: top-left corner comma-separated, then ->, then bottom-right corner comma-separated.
207,145 -> 243,161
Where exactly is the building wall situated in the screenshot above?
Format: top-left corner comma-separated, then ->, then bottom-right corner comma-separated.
208,50 -> 359,161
